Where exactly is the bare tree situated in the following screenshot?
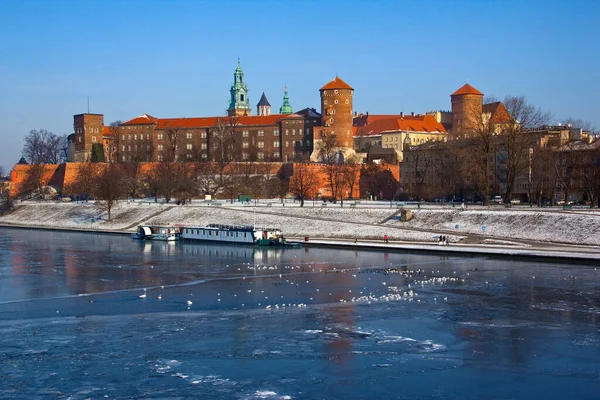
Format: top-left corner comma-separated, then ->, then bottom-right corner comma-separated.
289,164 -> 320,207
210,116 -> 239,189
66,163 -> 98,200
341,154 -> 362,200
562,117 -> 596,133
530,148 -> 558,206
22,129 -> 66,164
94,164 -> 125,221
500,96 -> 552,202
576,143 -> 600,207
17,164 -> 46,199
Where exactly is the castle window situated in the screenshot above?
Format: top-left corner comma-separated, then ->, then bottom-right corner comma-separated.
186,132 -> 192,139
273,129 -> 279,136
158,144 -> 164,151
201,132 -> 207,138
187,143 -> 192,150
258,141 -> 264,148
122,155 -> 126,162
128,134 -> 131,140
331,109 -> 335,114
122,145 -> 125,151
334,90 -> 338,94
345,99 -> 349,104
243,130 -> 249,137
334,99 -> 338,104
274,141 -> 280,148
134,144 -> 137,150
242,152 -> 249,160
78,136 -> 81,143
128,146 -> 131,151
146,134 -> 150,140
292,129 -> 295,135
330,118 -> 334,124
324,100 -> 328,105
240,94 -> 244,102
201,143 -> 207,149
158,154 -> 163,161
258,130 -> 264,136
242,142 -> 249,149
257,152 -> 264,160
285,141 -> 289,148
158,133 -> 164,140
285,129 -> 289,135
134,134 -> 137,140
323,90 -> 327,95
186,154 -> 192,159
202,153 -> 207,159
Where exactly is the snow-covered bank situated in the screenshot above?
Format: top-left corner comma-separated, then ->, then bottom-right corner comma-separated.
0,200 -> 599,245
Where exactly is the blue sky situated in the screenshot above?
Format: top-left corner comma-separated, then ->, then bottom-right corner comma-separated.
1,0 -> 599,171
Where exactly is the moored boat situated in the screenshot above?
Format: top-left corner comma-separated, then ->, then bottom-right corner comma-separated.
180,224 -> 290,246
132,225 -> 179,241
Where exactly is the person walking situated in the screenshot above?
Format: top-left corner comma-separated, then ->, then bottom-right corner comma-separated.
384,234 -> 389,243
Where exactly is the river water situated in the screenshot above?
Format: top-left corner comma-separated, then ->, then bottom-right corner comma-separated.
0,228 -> 599,399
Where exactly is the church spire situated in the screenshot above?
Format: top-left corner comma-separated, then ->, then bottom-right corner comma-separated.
279,85 -> 293,114
228,59 -> 251,116
257,92 -> 271,116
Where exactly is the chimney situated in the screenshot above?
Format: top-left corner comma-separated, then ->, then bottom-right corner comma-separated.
400,112 -> 404,118
411,112 -> 415,116
366,111 -> 369,116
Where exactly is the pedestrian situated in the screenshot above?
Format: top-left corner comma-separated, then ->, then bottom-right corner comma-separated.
384,234 -> 389,243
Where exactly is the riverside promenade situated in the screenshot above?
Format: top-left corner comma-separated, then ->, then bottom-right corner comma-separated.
1,199 -> 599,262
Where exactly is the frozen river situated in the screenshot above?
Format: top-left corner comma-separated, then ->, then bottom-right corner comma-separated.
0,228 -> 599,399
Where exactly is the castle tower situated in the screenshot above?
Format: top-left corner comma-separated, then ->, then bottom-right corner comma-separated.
310,76 -> 355,162
257,92 -> 271,116
73,113 -> 104,162
450,83 -> 483,137
227,59 -> 251,116
279,85 -> 293,114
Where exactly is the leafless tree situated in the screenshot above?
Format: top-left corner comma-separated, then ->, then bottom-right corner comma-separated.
554,140 -> 583,205
66,163 -> 98,200
164,127 -> 182,162
22,129 -> 67,164
210,116 -> 239,188
17,164 -> 46,198
289,164 -> 320,207
562,117 -> 596,133
576,143 -> 600,207
500,96 -> 552,202
94,164 -> 125,221
530,148 -> 558,206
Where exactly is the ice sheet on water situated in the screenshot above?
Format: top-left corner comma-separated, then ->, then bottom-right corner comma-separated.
245,390 -> 292,400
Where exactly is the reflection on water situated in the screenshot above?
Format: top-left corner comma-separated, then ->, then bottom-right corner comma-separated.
0,228 -> 599,399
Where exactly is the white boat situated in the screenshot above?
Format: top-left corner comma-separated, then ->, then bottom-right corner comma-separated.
132,225 -> 179,241
180,224 -> 287,246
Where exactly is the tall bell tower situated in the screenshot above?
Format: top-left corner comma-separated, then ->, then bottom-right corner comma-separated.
227,59 -> 251,116
310,76 -> 356,162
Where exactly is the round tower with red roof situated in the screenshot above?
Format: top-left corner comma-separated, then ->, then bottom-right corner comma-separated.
450,83 -> 483,136
311,76 -> 355,162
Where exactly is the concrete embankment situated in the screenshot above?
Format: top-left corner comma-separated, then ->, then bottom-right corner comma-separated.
1,200 -> 599,261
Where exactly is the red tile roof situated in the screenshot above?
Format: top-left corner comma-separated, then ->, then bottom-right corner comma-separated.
102,126 -> 112,136
451,83 -> 483,96
155,114 -> 303,129
353,114 -> 403,127
320,76 -> 353,91
482,102 -> 512,124
121,114 -> 159,125
354,115 -> 447,137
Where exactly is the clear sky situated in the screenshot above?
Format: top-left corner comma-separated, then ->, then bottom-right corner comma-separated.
1,0 -> 599,172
